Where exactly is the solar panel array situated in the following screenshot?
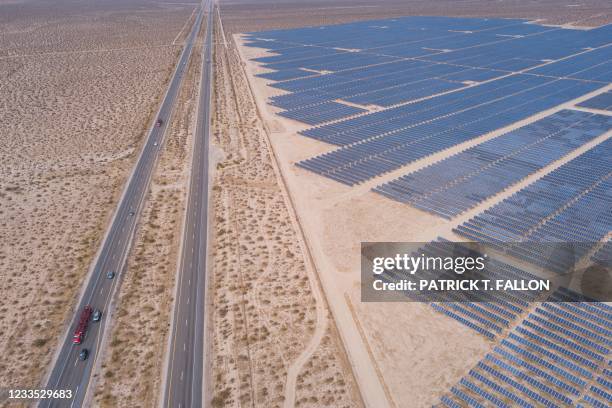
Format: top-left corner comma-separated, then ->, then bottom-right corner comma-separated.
441,288 -> 612,408
245,17 -> 611,127
373,110 -> 612,219
245,18 -> 612,405
454,138 -> 612,272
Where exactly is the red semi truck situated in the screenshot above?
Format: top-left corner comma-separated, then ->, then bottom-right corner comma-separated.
72,305 -> 93,345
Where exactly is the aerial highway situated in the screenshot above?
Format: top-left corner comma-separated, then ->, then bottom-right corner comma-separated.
162,0 -> 213,406
39,3 -> 206,408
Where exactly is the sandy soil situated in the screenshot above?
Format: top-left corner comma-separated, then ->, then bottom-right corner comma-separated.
91,15 -> 204,408
220,0 -> 611,34
208,16 -> 362,408
0,0 -> 196,394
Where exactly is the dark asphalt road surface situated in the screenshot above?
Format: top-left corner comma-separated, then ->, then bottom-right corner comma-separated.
163,0 -> 213,407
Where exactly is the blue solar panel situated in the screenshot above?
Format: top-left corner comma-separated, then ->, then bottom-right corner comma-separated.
578,91 -> 612,111
592,240 -> 611,267
257,68 -> 317,81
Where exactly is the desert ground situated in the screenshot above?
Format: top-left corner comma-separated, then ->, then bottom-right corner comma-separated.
207,13 -> 363,408
232,6 -> 612,407
0,0 -> 197,397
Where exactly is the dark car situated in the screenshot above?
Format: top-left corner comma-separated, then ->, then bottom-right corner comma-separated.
106,271 -> 115,279
79,349 -> 89,361
155,118 -> 163,127
92,310 -> 102,322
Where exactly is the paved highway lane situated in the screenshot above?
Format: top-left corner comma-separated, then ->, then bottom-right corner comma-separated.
39,4 -> 206,408
163,0 -> 213,407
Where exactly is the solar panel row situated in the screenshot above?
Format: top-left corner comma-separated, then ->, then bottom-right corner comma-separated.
540,303 -> 611,339
277,101 -> 366,125
591,241 -> 611,267
441,288 -> 611,408
534,307 -> 611,347
549,293 -> 612,329
583,395 -> 608,408
374,110 -> 612,219
256,68 -> 316,81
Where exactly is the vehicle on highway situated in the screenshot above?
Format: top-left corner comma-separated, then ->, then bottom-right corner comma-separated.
129,209 -> 135,216
153,142 -> 158,147
79,349 -> 89,361
155,118 -> 163,127
92,310 -> 102,322
72,306 -> 93,345
106,270 -> 115,279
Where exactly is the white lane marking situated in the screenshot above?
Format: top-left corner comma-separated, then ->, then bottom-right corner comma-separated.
184,343 -> 186,351
187,297 -> 190,304
70,385 -> 79,408
74,358 -> 78,367
185,319 -> 188,326
181,371 -> 184,381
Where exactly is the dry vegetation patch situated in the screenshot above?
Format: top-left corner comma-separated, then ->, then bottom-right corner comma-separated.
209,18 -> 362,408
294,326 -> 361,408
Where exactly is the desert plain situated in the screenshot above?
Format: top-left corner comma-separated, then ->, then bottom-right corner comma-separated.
1,0 -> 611,407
